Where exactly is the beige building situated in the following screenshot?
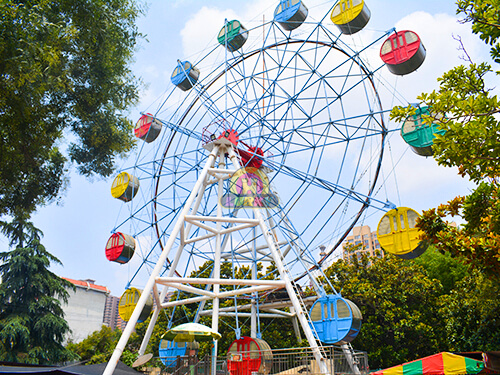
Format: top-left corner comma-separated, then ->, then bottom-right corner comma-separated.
342,225 -> 384,262
103,294 -> 127,331
62,278 -> 110,342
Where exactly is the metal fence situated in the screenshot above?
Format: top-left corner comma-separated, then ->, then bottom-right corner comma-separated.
150,345 -> 369,375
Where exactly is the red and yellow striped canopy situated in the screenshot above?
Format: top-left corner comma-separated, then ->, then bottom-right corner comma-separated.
372,352 -> 485,375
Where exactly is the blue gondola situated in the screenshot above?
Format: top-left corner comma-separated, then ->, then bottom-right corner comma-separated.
309,294 -> 362,344
158,340 -> 199,369
274,0 -> 308,31
171,60 -> 200,91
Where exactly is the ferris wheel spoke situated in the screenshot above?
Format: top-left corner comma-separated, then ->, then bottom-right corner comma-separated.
106,5 -> 413,361
265,159 -> 389,210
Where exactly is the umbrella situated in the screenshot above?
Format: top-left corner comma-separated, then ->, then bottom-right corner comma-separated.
164,322 -> 222,342
371,352 -> 485,375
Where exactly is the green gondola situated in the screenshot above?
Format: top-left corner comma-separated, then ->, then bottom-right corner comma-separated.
217,20 -> 248,52
401,105 -> 446,156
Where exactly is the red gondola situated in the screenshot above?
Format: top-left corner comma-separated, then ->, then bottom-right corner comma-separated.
227,337 -> 272,375
105,232 -> 135,264
134,114 -> 162,143
380,30 -> 426,75
237,145 -> 264,169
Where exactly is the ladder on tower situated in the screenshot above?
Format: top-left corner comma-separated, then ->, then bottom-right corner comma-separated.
290,280 -> 329,357
341,342 -> 361,374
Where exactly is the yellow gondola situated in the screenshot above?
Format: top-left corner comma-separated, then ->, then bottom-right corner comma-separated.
111,172 -> 140,202
376,207 -> 428,259
118,287 -> 153,322
331,0 -> 370,35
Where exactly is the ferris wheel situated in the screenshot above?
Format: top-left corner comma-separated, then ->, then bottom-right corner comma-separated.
104,1 -> 427,374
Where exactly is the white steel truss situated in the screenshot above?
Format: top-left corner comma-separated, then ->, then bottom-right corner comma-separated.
103,139 -> 330,375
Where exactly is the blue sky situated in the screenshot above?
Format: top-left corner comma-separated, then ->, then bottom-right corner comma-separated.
16,0 -> 494,296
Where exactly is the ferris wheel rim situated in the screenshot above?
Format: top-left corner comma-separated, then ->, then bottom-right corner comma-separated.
150,35 -> 387,273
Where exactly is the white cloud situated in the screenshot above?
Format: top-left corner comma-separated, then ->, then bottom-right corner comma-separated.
180,6 -> 239,60
29,1 -> 494,297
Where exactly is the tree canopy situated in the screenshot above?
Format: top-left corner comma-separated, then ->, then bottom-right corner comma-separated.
0,0 -> 142,218
325,248 -> 445,369
0,218 -> 77,364
413,246 -> 469,294
440,269 -> 500,352
390,0 -> 500,278
66,325 -> 139,366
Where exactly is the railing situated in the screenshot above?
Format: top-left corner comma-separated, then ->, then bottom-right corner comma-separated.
151,345 -> 368,375
267,346 -> 368,375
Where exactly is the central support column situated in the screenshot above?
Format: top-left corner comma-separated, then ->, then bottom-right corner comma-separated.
227,147 -> 330,375
211,146 -> 226,375
251,217 -> 258,338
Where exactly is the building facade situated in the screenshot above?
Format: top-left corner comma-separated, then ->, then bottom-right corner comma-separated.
62,278 -> 110,343
103,294 -> 126,330
342,225 -> 384,262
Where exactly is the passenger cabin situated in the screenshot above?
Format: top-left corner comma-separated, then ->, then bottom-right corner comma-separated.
227,337 -> 273,375
134,114 -> 162,143
310,294 -> 362,344
377,207 -> 428,259
118,288 -> 153,322
331,0 -> 370,35
171,61 -> 200,91
105,232 -> 135,264
218,20 -> 249,52
380,30 -> 426,75
159,340 -> 199,369
111,172 -> 139,202
274,0 -> 308,31
237,146 -> 264,169
401,106 -> 446,157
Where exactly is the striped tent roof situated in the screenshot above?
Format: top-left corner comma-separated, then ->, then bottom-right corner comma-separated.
372,352 -> 485,375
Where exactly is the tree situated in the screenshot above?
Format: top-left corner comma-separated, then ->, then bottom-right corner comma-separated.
390,0 -> 500,278
440,269 -> 500,352
0,0 -> 142,218
66,325 -> 139,366
414,246 -> 469,294
325,247 -> 445,369
0,217 -> 77,364
457,0 -> 500,63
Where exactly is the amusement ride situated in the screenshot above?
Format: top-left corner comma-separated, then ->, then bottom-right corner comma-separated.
103,0 -> 440,374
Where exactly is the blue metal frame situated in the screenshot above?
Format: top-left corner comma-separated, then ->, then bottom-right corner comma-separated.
111,10 -> 404,339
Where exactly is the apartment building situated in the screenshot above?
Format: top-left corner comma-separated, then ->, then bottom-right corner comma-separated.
342,225 -> 384,262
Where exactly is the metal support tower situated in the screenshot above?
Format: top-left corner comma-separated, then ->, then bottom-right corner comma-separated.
103,138 -> 330,375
